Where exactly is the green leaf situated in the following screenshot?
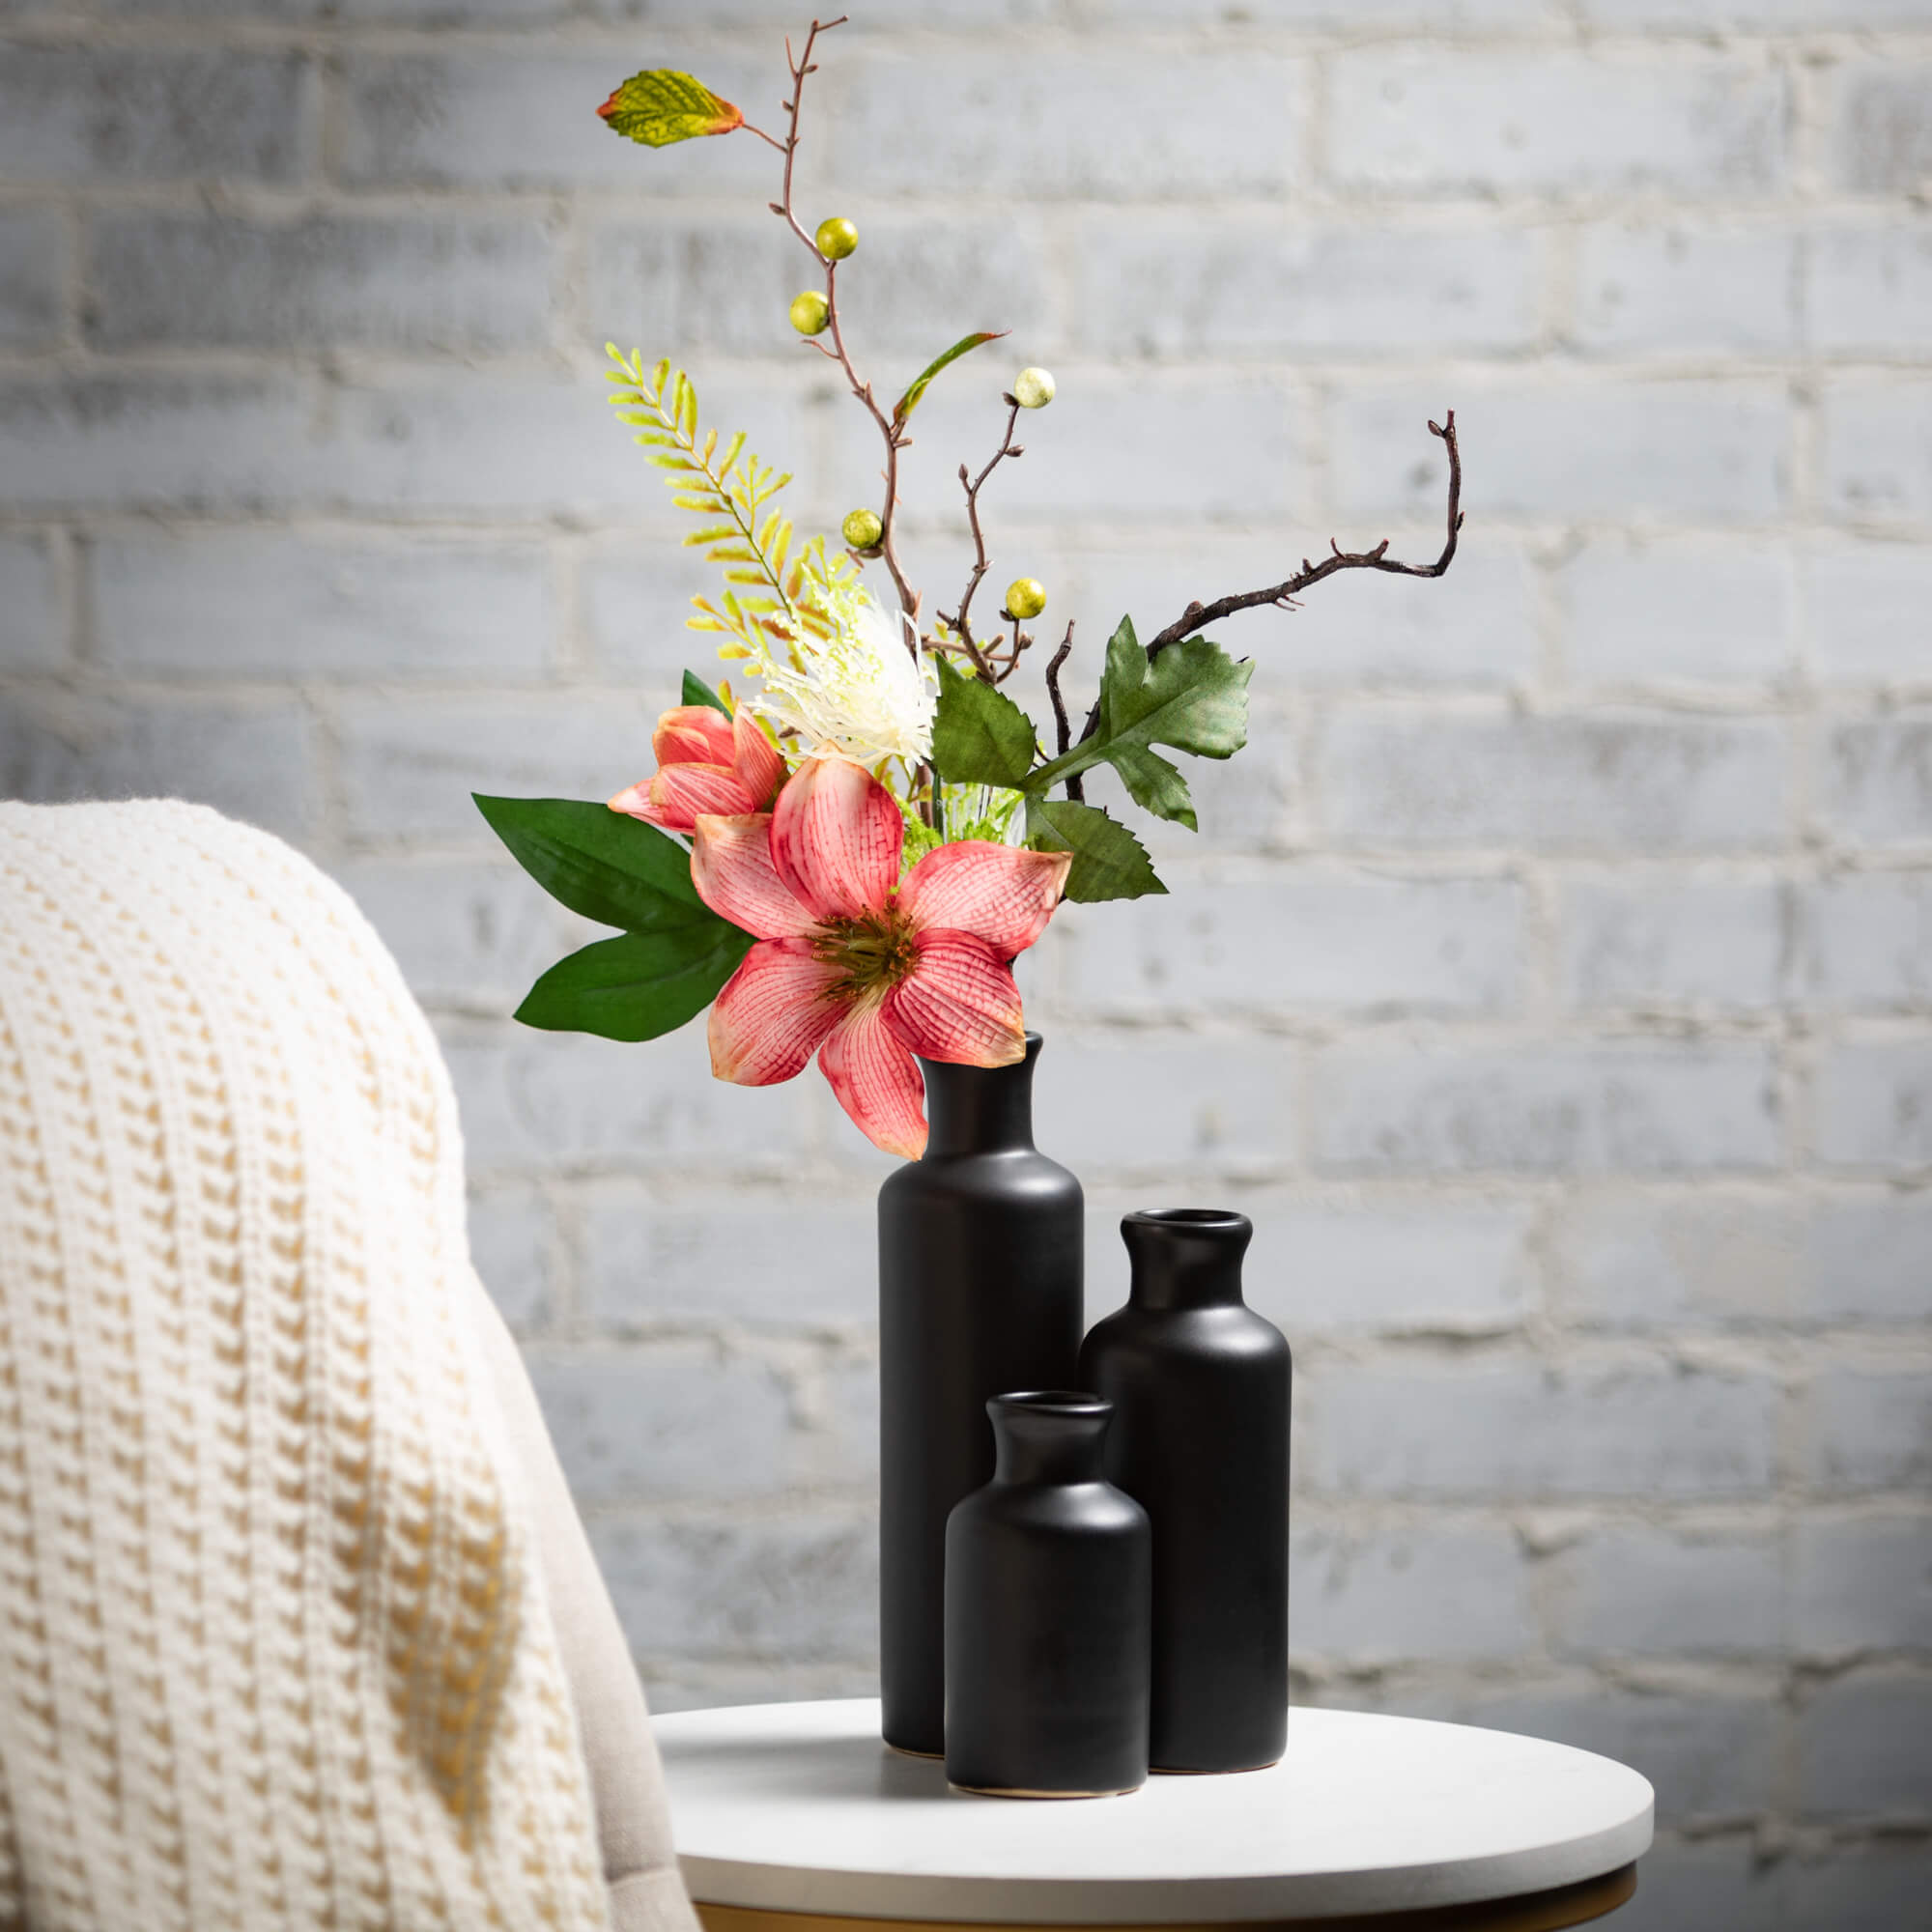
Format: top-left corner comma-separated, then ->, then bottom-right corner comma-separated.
514,925 -> 753,1043
474,795 -> 710,932
597,70 -> 745,147
1107,744 -> 1196,832
892,330 -> 1008,425
681,669 -> 729,715
1024,798 -> 1166,904
1025,615 -> 1250,823
929,653 -> 1038,789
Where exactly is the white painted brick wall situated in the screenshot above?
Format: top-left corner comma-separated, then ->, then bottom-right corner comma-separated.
3,4 -> 1927,1922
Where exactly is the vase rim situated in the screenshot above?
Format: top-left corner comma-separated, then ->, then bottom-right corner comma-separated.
989,1389 -> 1110,1419
1123,1207 -> 1250,1234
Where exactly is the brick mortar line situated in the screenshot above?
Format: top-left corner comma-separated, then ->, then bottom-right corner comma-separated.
23,350 -> 1932,380
10,18 -> 1932,53
13,184 -> 1932,222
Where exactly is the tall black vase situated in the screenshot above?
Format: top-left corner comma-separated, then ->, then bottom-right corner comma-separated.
1077,1208 -> 1290,1774
877,1035 -> 1083,1758
945,1393 -> 1151,1799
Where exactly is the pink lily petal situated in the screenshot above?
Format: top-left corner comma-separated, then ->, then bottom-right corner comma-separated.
731,712 -> 784,810
885,930 -> 1028,1067
654,705 -> 738,769
644,762 -> 755,833
690,814 -> 817,940
819,995 -> 928,1159
708,937 -> 843,1085
897,840 -> 1071,959
607,779 -> 653,817
771,754 -> 903,923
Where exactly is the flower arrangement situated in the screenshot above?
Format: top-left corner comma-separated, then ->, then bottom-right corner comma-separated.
477,14 -> 1464,1160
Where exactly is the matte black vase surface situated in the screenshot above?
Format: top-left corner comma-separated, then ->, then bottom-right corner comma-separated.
877,1036 -> 1083,1758
1078,1208 -> 1290,1774
945,1392 -> 1151,1798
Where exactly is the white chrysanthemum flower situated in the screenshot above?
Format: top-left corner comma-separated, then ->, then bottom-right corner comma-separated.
751,594 -> 938,767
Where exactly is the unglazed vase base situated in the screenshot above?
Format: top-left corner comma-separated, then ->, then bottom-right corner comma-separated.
1150,1757 -> 1282,1776
948,1781 -> 1142,1801
886,1743 -> 945,1762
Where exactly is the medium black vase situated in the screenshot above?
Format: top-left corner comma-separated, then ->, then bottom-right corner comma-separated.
1077,1208 -> 1290,1774
877,1036 -> 1083,1758
945,1392 -> 1151,1798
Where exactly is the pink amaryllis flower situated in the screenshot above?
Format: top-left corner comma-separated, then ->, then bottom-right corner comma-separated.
609,704 -> 783,834
691,756 -> 1071,1159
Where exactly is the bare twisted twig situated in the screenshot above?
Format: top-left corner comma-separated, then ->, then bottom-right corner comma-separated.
1070,412 -> 1463,756
937,393 -> 1024,673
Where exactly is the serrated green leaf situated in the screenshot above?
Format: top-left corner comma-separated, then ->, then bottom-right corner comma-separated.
597,68 -> 745,147
1108,743 -> 1196,832
892,330 -> 1009,424
1023,798 -> 1166,904
929,653 -> 1039,790
474,794 -> 711,932
682,669 -> 729,714
1025,614 -> 1250,824
515,925 -> 753,1043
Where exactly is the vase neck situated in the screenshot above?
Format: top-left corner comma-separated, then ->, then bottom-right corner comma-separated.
1122,1208 -> 1253,1311
919,1034 -> 1041,1157
988,1392 -> 1111,1485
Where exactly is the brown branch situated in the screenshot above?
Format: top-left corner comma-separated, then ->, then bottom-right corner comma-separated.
1151,412 -> 1462,653
937,394 -> 1023,670
974,604 -> 1036,686
762,15 -> 922,632
1073,412 -> 1463,747
1046,622 -> 1074,756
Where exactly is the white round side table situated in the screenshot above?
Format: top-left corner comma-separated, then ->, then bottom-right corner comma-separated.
652,1699 -> 1654,1932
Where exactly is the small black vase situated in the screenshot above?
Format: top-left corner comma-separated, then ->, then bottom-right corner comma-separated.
877,1036 -> 1083,1758
945,1393 -> 1151,1798
1078,1209 -> 1290,1774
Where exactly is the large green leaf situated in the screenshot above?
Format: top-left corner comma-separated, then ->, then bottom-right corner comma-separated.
597,70 -> 745,147
1025,615 -> 1250,826
892,331 -> 1007,425
474,795 -> 710,931
1024,798 -> 1166,904
514,925 -> 753,1043
929,652 -> 1038,789
682,668 -> 729,715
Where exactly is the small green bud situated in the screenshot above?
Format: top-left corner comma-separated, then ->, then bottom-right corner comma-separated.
841,507 -> 884,551
1006,578 -> 1047,621
815,216 -> 860,261
789,290 -> 831,335
1013,366 -> 1056,410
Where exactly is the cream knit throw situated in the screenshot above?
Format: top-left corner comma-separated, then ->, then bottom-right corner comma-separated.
0,800 -> 611,1931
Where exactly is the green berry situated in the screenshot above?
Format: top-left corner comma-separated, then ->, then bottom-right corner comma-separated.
1006,578 -> 1047,621
789,290 -> 831,336
815,216 -> 860,261
842,507 -> 884,551
1013,366 -> 1056,410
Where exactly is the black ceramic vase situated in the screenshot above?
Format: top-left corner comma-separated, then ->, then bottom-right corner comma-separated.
945,1393 -> 1151,1798
877,1036 -> 1083,1758
1077,1209 -> 1290,1774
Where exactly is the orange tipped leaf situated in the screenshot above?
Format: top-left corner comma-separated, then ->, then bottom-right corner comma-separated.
598,70 -> 745,147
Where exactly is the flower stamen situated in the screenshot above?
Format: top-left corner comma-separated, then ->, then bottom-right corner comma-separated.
810,906 -> 920,996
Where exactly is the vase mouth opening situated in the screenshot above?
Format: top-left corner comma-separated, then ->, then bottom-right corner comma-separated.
1124,1208 -> 1250,1236
989,1389 -> 1110,1420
